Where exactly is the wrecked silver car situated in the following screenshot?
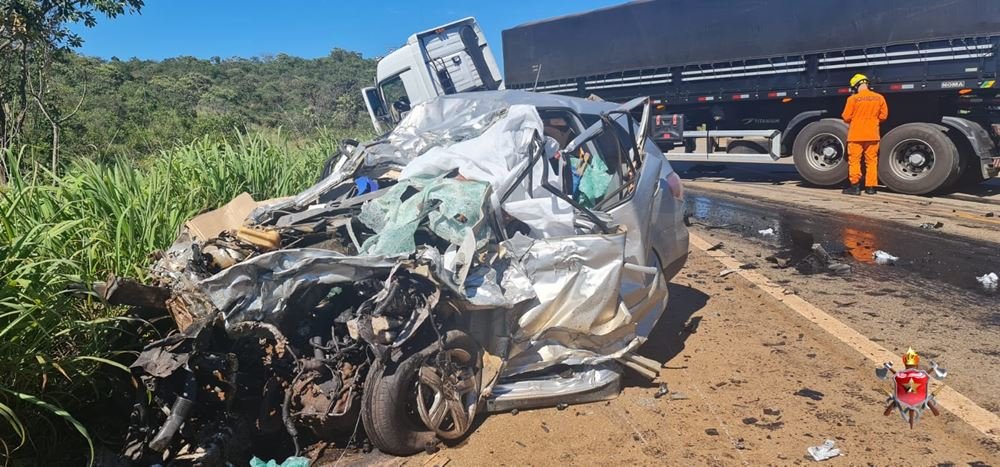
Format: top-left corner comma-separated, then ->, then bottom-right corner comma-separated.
120,90 -> 688,463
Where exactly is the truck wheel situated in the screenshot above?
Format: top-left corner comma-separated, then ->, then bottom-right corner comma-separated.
726,139 -> 769,155
878,123 -> 960,195
362,330 -> 482,455
792,119 -> 849,186
954,147 -> 988,190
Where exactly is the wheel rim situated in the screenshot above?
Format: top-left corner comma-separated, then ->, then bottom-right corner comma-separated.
889,139 -> 935,181
804,133 -> 845,171
415,348 -> 479,440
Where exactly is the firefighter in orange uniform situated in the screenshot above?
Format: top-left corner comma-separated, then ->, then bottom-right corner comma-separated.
841,74 -> 888,195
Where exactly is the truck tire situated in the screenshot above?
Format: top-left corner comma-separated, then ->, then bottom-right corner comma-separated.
726,139 -> 769,155
878,123 -> 960,195
362,330 -> 482,455
792,119 -> 849,186
954,146 -> 988,190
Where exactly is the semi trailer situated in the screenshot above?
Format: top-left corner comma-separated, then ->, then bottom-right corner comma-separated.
364,0 -> 1000,195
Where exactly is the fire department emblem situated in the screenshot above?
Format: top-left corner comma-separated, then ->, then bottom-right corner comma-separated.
875,347 -> 947,428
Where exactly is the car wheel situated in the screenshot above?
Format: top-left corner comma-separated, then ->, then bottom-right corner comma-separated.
362,330 -> 483,455
792,119 -> 849,186
878,123 -> 960,195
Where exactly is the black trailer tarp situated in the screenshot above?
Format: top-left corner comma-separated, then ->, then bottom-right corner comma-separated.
502,0 -> 1000,86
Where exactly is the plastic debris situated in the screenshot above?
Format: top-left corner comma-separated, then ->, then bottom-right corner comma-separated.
873,250 -> 898,265
719,269 -> 738,277
918,221 -> 943,229
249,456 -> 310,467
572,151 -> 612,208
807,439 -> 841,461
794,388 -> 825,401
758,228 -> 775,236
827,263 -> 852,274
654,382 -> 669,399
796,244 -> 851,275
976,272 -> 998,291
669,391 -> 689,400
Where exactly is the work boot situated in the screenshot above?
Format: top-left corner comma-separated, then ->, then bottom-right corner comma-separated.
842,184 -> 861,196
865,187 -> 877,195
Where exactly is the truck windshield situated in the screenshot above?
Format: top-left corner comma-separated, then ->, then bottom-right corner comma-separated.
379,74 -> 411,122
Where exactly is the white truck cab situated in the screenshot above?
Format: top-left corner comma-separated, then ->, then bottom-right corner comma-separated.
363,18 -> 503,133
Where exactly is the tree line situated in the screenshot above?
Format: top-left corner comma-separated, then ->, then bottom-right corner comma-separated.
1,1 -> 376,181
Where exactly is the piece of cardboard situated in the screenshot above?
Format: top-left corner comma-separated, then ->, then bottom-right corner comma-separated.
185,192 -> 257,241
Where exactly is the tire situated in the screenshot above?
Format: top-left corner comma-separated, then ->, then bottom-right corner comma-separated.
726,139 -> 769,155
362,330 -> 483,455
878,123 -> 960,195
792,119 -> 849,186
954,146 -> 988,190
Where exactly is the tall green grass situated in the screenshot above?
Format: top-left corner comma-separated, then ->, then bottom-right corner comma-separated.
0,129 -> 357,463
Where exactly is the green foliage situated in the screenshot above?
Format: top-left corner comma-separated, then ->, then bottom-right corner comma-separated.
13,50 -> 376,161
0,130 -> 346,463
0,0 -> 144,50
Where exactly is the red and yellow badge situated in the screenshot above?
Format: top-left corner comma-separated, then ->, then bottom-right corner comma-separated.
876,348 -> 947,428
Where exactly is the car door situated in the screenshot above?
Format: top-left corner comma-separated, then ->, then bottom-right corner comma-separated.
578,110 -> 669,339
497,106 -> 664,376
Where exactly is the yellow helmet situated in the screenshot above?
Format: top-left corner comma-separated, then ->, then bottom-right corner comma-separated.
850,73 -> 869,89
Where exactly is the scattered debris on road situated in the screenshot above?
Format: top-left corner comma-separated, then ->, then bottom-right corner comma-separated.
654,383 -> 669,399
707,241 -> 724,251
873,250 -> 898,265
793,388 -> 825,401
720,268 -> 738,277
669,391 -> 690,400
250,456 -> 310,467
796,244 -> 852,275
918,221 -> 944,229
758,227 -> 775,236
683,317 -> 703,334
807,439 -> 841,461
976,272 -> 998,291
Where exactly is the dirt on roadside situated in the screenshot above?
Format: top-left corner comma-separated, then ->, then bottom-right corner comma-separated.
334,249 -> 999,467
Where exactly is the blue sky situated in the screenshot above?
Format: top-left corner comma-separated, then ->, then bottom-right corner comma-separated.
72,0 -> 625,67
